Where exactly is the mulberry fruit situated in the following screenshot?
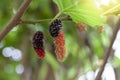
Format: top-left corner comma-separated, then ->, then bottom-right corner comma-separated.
49,19 -> 66,61
49,19 -> 62,37
33,31 -> 45,59
76,23 -> 87,31
96,26 -> 104,33
54,30 -> 66,61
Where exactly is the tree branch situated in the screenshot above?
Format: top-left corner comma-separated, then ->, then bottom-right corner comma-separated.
0,0 -> 32,41
95,18 -> 120,80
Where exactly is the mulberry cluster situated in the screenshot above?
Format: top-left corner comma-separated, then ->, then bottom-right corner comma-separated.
32,19 -> 66,61
33,31 -> 45,59
49,19 -> 66,61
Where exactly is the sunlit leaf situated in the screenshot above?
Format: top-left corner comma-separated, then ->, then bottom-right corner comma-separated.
53,0 -> 105,27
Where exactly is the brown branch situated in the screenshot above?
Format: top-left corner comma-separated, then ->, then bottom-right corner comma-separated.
95,18 -> 120,80
0,0 -> 32,41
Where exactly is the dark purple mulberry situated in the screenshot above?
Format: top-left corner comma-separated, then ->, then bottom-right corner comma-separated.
33,31 -> 45,59
49,19 -> 62,37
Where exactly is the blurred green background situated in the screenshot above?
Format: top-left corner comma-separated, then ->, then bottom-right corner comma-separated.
0,0 -> 120,80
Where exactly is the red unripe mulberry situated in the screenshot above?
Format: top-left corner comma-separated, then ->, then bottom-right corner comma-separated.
76,23 -> 87,31
54,30 -> 66,61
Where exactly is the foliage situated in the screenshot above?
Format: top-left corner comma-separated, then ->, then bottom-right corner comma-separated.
0,0 -> 120,80
53,0 -> 105,26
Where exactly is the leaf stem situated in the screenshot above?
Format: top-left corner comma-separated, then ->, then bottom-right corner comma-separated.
50,12 -> 62,23
50,1 -> 81,24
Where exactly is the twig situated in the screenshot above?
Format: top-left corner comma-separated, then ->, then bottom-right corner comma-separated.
95,18 -> 120,80
0,0 -> 32,41
19,16 -> 72,25
50,12 -> 62,23
19,19 -> 51,24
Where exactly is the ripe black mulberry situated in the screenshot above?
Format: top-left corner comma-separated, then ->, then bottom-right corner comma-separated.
49,19 -> 62,37
33,31 -> 45,59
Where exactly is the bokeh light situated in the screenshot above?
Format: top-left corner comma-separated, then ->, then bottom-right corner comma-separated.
16,64 -> 24,74
11,49 -> 22,61
2,47 -> 14,57
2,47 -> 22,61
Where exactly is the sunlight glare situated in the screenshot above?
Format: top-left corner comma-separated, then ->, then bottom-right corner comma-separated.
94,0 -> 111,8
101,0 -> 110,6
95,63 -> 115,80
113,30 -> 120,59
102,63 -> 115,80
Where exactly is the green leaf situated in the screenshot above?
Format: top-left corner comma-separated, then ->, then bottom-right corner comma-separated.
53,0 -> 63,11
53,0 -> 105,27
